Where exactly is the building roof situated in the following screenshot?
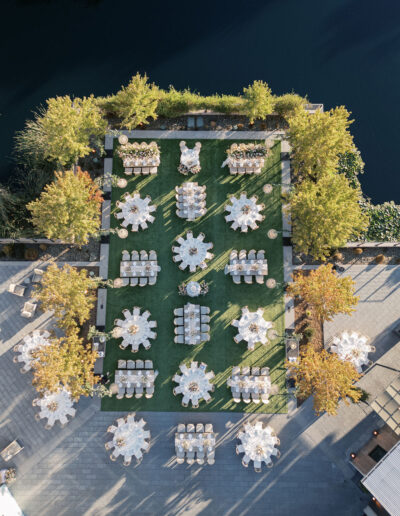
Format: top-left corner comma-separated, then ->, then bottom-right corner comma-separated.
370,375 -> 400,435
362,440 -> 400,516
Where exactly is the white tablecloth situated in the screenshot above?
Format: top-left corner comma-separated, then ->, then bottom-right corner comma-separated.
117,193 -> 155,229
17,330 -> 50,369
233,308 -> 272,349
120,260 -> 160,278
115,309 -> 156,349
174,363 -> 213,406
228,374 -> 271,394
225,194 -> 263,229
174,233 -> 213,271
111,416 -> 150,460
37,389 -> 75,426
227,259 -> 268,276
180,145 -> 200,168
238,422 -> 278,464
331,331 -> 372,372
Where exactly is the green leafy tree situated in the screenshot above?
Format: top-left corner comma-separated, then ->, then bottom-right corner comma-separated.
33,263 -> 98,332
286,347 -> 361,416
288,106 -> 354,179
288,173 -> 369,260
273,93 -> 307,119
32,329 -> 98,401
27,168 -> 103,245
243,80 -> 274,123
112,73 -> 160,129
17,96 -> 107,167
337,148 -> 365,189
287,264 -> 359,322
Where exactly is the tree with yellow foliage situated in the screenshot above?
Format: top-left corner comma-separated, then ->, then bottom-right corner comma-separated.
33,264 -> 98,332
287,264 -> 359,323
288,173 -> 369,260
287,106 -> 354,180
27,168 -> 103,245
286,347 -> 361,416
243,80 -> 274,123
32,329 -> 98,401
111,73 -> 161,129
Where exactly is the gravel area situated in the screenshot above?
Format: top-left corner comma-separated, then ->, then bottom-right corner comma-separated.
109,112 -> 288,132
77,266 -> 100,341
0,239 -> 100,262
293,246 -> 400,266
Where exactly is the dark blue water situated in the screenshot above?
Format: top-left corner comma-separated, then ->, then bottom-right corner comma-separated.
1,0 -> 400,203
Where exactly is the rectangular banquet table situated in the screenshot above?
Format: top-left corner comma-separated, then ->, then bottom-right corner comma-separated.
228,259 -> 268,276
120,260 -> 159,278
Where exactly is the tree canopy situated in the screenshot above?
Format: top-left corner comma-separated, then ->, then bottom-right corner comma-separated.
19,96 -> 107,167
243,80 -> 274,123
288,106 -> 354,180
33,264 -> 98,332
32,330 -> 98,401
288,173 -> 369,260
287,347 -> 361,416
111,73 -> 160,129
27,168 -> 103,245
287,264 -> 359,322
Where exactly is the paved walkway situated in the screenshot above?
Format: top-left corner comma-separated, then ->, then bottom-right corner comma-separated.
105,130 -> 285,149
0,263 -> 369,515
325,264 -> 400,362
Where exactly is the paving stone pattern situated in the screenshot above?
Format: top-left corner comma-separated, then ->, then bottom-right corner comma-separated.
0,266 -> 370,515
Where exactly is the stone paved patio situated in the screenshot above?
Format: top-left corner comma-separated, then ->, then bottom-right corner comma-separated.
325,264 -> 400,362
0,263 -> 374,515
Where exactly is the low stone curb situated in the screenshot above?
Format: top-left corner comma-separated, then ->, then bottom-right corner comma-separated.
105,129 -> 286,149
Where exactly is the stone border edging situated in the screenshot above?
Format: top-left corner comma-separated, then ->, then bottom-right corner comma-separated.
95,143 -> 111,336
105,129 -> 286,149
345,241 -> 400,248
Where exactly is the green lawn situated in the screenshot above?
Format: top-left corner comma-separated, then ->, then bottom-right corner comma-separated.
101,138 -> 287,413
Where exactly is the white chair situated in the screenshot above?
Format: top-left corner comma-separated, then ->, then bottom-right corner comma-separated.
174,335 -> 185,344
21,302 -> 37,318
174,308 -> 184,317
8,284 -> 26,296
32,269 -> 44,283
242,455 -> 250,467
203,392 -> 211,403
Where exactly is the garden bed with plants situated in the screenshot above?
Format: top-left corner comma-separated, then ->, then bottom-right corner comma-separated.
139,113 -> 287,132
78,265 -> 99,342
0,240 -> 100,262
293,246 -> 400,266
293,270 -> 324,353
